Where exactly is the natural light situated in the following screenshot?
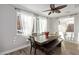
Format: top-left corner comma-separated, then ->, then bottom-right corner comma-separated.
58,17 -> 74,41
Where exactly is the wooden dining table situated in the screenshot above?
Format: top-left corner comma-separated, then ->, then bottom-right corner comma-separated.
33,35 -> 62,54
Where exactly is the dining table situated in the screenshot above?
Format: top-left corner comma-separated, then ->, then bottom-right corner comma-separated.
34,35 -> 62,45
33,34 -> 63,54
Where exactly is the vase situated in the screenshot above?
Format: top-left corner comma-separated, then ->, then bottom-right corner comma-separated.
44,32 -> 49,39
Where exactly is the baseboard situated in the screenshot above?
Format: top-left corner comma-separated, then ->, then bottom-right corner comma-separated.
0,44 -> 30,55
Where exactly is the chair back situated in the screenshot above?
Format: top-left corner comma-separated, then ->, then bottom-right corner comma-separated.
28,36 -> 36,47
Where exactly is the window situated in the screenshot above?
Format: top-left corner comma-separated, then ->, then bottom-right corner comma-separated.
16,9 -> 47,36
16,10 -> 34,36
58,17 -> 74,41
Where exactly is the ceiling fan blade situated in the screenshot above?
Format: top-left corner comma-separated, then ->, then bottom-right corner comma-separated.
50,4 -> 55,9
52,4 -> 55,9
55,5 -> 67,9
50,4 -> 52,8
43,9 -> 51,12
54,10 -> 61,13
48,12 -> 51,15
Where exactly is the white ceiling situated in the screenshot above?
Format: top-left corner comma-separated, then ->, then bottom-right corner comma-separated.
13,4 -> 79,18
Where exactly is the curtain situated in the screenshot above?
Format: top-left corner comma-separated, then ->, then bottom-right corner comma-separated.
36,16 -> 47,34
32,17 -> 37,33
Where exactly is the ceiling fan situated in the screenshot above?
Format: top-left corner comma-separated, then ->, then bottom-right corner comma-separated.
43,4 -> 67,15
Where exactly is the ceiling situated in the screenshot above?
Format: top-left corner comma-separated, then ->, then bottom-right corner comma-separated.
13,4 -> 79,18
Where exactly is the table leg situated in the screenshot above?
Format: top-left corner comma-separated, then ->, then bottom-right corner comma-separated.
30,46 -> 32,54
57,42 -> 61,47
34,48 -> 36,55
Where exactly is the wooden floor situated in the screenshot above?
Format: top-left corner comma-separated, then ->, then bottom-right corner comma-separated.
61,41 -> 79,55
7,41 -> 79,55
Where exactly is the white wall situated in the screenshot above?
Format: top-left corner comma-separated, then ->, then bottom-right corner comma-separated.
0,4 -> 29,54
74,14 -> 79,41
47,18 -> 58,33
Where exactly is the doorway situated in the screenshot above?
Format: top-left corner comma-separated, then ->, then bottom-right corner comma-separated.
58,17 -> 74,41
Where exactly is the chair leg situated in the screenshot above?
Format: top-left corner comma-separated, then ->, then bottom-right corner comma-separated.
30,46 -> 32,54
34,48 -> 36,55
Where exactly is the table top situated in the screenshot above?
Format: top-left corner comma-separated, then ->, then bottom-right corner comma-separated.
34,35 -> 59,45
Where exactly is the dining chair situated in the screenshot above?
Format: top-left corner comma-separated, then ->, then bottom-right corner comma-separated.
28,36 -> 49,55
28,36 -> 37,55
